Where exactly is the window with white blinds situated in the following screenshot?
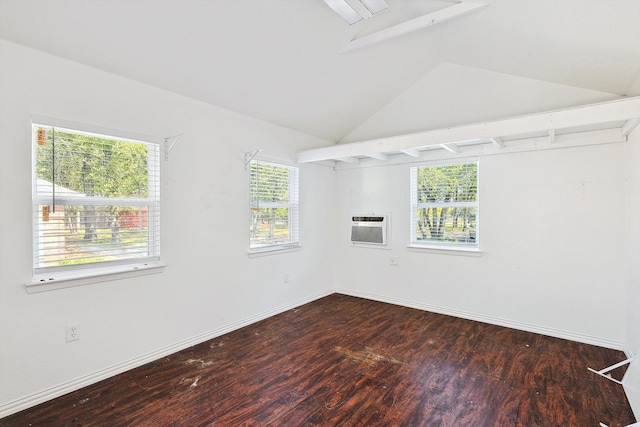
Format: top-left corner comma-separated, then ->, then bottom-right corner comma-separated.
410,161 -> 478,249
249,160 -> 299,250
32,122 -> 160,275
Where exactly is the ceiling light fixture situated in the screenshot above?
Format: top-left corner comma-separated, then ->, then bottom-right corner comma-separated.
360,0 -> 389,16
323,0 -> 389,25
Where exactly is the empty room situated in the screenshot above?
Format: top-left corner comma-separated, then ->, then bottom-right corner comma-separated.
0,0 -> 639,425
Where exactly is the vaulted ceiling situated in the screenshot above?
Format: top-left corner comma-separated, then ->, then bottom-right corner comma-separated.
1,0 -> 639,143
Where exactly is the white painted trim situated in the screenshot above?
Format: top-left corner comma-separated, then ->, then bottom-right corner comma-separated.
407,245 -> 482,256
0,289 -> 333,418
297,97 -> 640,164
248,244 -> 302,257
252,153 -> 298,168
440,143 -> 461,154
401,148 -> 420,158
26,262 -> 166,293
621,118 -> 640,137
366,152 -> 388,161
490,137 -> 504,149
332,128 -> 626,170
31,114 -> 163,145
337,156 -> 360,164
334,288 -> 625,351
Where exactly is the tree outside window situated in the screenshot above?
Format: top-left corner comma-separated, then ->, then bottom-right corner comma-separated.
410,162 -> 478,248
33,124 -> 160,271
249,160 -> 299,249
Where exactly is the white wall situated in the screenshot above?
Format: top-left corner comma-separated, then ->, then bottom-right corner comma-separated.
626,127 -> 640,356
0,40 -> 335,414
625,127 -> 640,418
334,143 -> 627,348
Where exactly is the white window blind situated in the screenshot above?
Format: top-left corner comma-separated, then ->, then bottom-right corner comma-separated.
250,160 -> 299,249
32,122 -> 160,275
410,161 -> 478,249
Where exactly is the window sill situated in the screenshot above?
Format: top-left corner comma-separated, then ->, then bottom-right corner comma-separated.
26,262 -> 166,293
407,245 -> 482,257
248,244 -> 302,258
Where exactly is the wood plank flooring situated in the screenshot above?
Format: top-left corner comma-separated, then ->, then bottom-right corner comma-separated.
1,294 -> 635,426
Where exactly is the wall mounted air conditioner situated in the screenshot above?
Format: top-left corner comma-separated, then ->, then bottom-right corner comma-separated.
351,214 -> 388,246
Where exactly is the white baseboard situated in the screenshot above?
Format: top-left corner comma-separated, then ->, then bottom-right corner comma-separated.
0,289 -> 333,419
335,288 -> 625,351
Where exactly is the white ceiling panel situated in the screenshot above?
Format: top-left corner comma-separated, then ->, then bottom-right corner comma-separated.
1,0 -> 638,143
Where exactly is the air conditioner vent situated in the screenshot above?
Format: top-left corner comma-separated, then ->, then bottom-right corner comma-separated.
351,214 -> 388,246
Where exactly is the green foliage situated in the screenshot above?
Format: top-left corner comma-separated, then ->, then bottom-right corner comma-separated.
416,163 -> 477,204
249,162 -> 290,205
59,257 -> 108,265
36,128 -> 148,198
35,126 -> 153,267
416,163 -> 478,244
249,161 -> 296,245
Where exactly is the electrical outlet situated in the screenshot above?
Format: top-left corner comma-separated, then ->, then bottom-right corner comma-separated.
390,256 -> 399,266
66,324 -> 80,342
284,273 -> 290,283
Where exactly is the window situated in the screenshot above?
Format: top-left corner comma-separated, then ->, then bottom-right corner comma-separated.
410,161 -> 478,250
249,160 -> 299,250
32,121 -> 160,277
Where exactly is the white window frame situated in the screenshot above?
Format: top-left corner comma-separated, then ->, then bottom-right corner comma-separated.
249,159 -> 300,255
28,117 -> 164,292
410,160 -> 479,253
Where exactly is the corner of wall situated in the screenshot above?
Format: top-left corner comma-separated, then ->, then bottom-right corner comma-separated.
626,126 -> 640,358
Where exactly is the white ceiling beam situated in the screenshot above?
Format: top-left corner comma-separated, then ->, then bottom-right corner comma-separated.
336,156 -> 360,164
315,160 -> 337,168
400,148 -> 420,158
365,152 -> 388,161
296,97 -> 640,163
333,128 -> 626,170
440,143 -> 460,154
490,137 -> 504,149
549,129 -> 556,144
343,2 -> 488,52
621,118 -> 640,137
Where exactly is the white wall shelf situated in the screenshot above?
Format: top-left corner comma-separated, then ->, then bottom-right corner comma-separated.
296,97 -> 640,168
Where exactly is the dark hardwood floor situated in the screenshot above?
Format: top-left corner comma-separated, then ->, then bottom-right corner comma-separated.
1,294 -> 635,426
